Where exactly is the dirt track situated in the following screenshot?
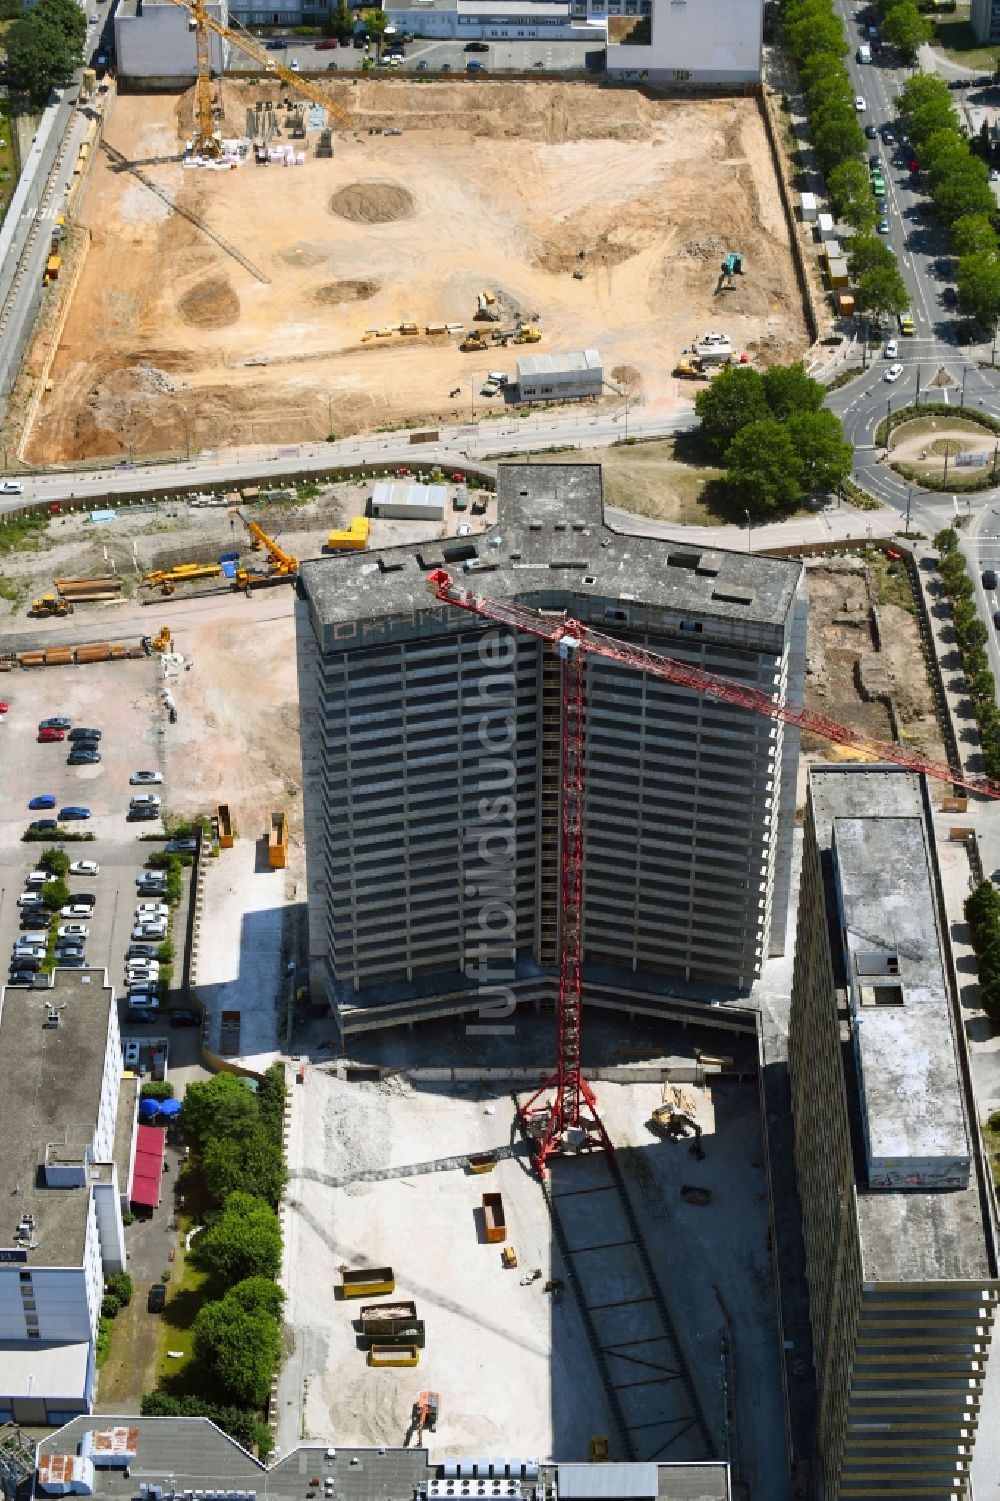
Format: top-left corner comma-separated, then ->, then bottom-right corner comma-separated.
24,81 -> 810,463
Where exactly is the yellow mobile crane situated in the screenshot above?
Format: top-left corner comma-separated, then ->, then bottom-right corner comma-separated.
164,0 -> 353,159
229,507 -> 299,590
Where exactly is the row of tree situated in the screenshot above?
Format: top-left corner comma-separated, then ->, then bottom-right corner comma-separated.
141,1067 -> 288,1455
694,362 -> 852,514
895,74 -> 1000,329
3,0 -> 86,107
933,527 -> 1000,781
964,881 -> 1000,1024
782,0 -> 910,324
870,0 -> 931,63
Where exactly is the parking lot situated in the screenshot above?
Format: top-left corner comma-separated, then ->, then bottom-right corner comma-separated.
227,35 -> 600,76
0,658 -> 197,1071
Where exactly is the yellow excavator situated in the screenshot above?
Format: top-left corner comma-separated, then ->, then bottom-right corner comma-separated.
164,0 -> 353,159
31,594 -> 73,617
229,507 -> 298,591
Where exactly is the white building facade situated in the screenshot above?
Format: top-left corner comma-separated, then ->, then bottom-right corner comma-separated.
606,0 -> 762,84
0,972 -> 130,1425
115,0 -> 229,84
382,0 -> 599,40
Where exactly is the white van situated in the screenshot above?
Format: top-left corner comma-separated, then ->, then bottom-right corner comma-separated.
0,480 -> 23,495
857,44 -> 872,63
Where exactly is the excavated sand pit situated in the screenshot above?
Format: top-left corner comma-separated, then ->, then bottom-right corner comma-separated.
313,279 -> 380,304
177,275 -> 241,328
20,81 -> 810,463
329,181 -> 415,224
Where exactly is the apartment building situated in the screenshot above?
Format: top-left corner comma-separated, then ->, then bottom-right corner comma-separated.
789,766 -> 999,1500
0,971 -> 129,1424
296,462 -> 807,1035
605,0 -> 763,84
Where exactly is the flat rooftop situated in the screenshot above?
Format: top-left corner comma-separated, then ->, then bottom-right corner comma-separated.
300,463 -> 803,639
834,814 -> 969,1176
38,1422 -> 731,1501
517,349 -> 602,377
808,766 -> 994,1285
0,969 -> 116,1267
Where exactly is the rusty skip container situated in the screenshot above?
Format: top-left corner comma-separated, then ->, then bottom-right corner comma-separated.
341,1266 -> 395,1298
360,1300 -> 416,1328
482,1191 -> 506,1244
361,1320 -> 425,1349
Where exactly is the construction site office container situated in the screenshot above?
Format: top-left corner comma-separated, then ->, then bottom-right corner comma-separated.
217,804 -> 234,848
817,213 -> 836,240
800,191 -> 818,221
268,810 -> 287,869
482,1191 -> 506,1244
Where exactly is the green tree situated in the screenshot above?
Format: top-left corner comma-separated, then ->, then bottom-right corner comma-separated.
786,409 -> 853,492
724,420 -> 804,514
202,1129 -> 288,1209
847,234 -> 896,283
762,362 -> 824,421
4,16 -> 76,104
106,1272 -> 133,1306
799,50 -> 849,94
952,214 -> 998,259
41,877 -> 69,911
814,113 -> 866,173
855,261 -> 910,321
33,0 -> 86,51
192,1298 -> 281,1409
256,1062 -> 287,1145
806,72 -> 856,115
140,1080 -> 175,1101
881,0 -> 931,60
785,7 -> 847,61
195,1192 -> 282,1284
39,847 -> 70,876
693,365 -> 769,461
958,250 -> 1000,327
898,73 -> 954,145
328,0 -> 353,37
827,158 -> 878,232
934,162 -> 995,225
934,526 -> 960,552
182,1072 -> 260,1145
227,1276 -> 286,1319
361,7 -> 389,55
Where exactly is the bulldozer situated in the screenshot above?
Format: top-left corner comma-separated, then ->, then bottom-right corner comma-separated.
460,332 -> 488,353
513,324 -> 541,344
673,356 -> 708,381
30,594 -> 73,617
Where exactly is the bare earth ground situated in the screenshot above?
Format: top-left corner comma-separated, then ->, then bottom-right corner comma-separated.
801,559 -> 947,800
23,81 -> 808,463
889,416 -> 996,478
526,440 -> 726,523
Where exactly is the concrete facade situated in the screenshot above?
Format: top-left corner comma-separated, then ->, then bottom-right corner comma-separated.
788,766 -> 1000,1501
0,970 -> 128,1424
971,0 -> 1000,43
606,0 -> 762,84
115,0 -> 228,84
296,462 -> 806,1035
383,0 -> 598,40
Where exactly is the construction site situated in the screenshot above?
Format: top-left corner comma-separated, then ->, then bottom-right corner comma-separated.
17,80 -> 809,464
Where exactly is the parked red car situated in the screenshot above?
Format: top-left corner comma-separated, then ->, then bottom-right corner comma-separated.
37,727 -> 65,742
315,37 -> 338,48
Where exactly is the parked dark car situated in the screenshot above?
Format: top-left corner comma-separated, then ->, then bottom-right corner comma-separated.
59,806 -> 91,821
169,1008 -> 201,1028
165,837 -> 199,853
68,750 -> 102,765
464,40 -> 489,50
68,727 -> 101,741
38,717 -> 71,731
129,805 -> 159,821
265,38 -> 287,49
29,819 -> 59,832
148,1283 -> 166,1313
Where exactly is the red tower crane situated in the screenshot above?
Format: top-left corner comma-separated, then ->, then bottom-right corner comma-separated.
427,567 -> 1000,1173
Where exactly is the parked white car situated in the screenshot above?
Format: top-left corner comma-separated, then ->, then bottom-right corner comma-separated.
135,902 -> 169,919
70,860 -> 100,875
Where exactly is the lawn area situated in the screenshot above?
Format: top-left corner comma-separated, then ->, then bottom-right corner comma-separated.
863,549 -> 917,614
526,439 -> 727,525
933,6 -> 1000,68
0,99 -> 18,228
154,1220 -> 213,1392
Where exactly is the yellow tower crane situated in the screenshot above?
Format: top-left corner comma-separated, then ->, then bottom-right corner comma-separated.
165,0 -> 353,158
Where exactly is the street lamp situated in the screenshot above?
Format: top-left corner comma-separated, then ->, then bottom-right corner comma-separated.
904,485 -> 912,537
961,365 -> 968,409
180,405 -> 190,461
744,508 -> 752,554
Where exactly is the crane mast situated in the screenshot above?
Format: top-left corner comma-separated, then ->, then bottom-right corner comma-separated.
426,566 -> 1000,1173
166,0 -> 353,158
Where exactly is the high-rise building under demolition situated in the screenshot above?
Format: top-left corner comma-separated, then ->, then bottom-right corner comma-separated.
789,766 -> 999,1500
296,464 -> 807,1034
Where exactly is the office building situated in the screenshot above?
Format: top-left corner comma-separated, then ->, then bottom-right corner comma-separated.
515,350 -> 603,403
0,971 -> 131,1425
605,0 -> 762,84
788,766 -> 1000,1500
34,1418 -> 733,1501
115,0 -> 228,86
296,462 -> 807,1035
